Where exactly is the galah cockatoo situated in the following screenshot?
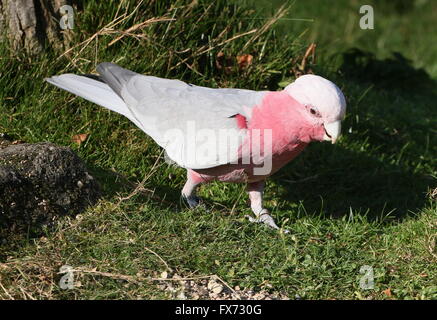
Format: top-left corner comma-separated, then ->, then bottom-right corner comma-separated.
46,63 -> 346,232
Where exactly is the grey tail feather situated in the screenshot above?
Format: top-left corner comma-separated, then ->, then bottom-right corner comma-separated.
96,62 -> 138,99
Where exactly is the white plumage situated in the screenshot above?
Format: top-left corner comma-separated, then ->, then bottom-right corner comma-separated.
45,63 -> 265,169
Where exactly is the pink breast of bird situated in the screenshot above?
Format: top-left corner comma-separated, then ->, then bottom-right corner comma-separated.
189,91 -> 326,184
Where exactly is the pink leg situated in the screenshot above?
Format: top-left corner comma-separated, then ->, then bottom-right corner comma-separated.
247,181 -> 266,216
182,170 -> 204,208
246,180 -> 288,233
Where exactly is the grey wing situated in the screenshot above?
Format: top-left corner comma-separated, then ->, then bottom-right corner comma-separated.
97,63 -> 266,169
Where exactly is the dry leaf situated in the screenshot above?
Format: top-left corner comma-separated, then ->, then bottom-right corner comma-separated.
291,42 -> 317,77
382,288 -> 392,297
72,133 -> 88,145
216,51 -> 233,74
237,54 -> 253,70
216,51 -> 225,69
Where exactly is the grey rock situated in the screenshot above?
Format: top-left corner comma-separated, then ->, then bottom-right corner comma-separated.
0,140 -> 100,237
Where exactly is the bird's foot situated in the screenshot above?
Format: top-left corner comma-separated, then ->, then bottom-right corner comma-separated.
182,194 -> 202,209
245,210 -> 289,234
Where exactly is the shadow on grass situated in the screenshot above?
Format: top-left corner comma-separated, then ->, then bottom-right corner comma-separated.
270,144 -> 433,221
339,48 -> 437,94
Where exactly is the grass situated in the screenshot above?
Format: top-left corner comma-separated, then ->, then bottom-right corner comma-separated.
0,0 -> 436,300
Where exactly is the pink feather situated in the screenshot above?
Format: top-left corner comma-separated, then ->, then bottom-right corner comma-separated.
190,91 -> 326,184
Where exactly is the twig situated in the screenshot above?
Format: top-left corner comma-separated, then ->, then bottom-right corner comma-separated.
212,275 -> 241,299
230,189 -> 245,216
19,286 -> 36,300
59,268 -> 206,283
242,3 -> 289,50
57,267 -> 240,299
58,0 -> 172,70
170,28 -> 257,71
116,150 -> 165,203
107,18 -> 176,47
300,42 -> 316,71
0,281 -> 14,300
144,247 -> 172,272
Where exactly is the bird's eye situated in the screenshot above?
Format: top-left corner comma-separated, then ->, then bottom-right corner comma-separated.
306,105 -> 320,117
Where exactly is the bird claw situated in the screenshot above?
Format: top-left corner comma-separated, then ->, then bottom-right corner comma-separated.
182,195 -> 202,209
245,211 -> 289,234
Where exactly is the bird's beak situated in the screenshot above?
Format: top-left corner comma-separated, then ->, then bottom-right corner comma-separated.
323,120 -> 342,144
